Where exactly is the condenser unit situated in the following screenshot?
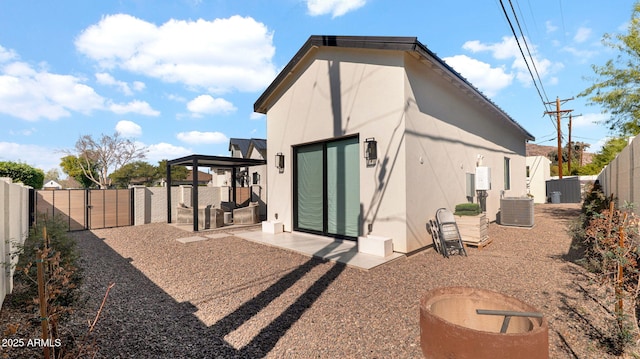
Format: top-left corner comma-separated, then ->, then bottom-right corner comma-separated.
500,197 -> 534,227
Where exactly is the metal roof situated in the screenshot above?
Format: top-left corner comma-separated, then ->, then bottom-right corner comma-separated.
254,35 -> 534,141
167,154 -> 266,168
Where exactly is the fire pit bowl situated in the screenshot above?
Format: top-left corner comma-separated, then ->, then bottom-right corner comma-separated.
420,287 -> 548,359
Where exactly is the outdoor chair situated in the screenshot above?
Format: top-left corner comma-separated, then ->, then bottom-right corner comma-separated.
232,201 -> 259,224
428,208 -> 467,258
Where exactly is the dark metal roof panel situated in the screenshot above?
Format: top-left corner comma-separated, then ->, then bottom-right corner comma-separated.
167,154 -> 266,168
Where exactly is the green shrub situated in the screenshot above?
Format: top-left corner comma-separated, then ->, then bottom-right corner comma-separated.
0,161 -> 44,189
454,203 -> 481,216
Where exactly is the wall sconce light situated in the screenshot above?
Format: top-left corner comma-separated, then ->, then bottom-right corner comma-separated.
364,138 -> 377,164
275,152 -> 285,173
252,172 -> 260,184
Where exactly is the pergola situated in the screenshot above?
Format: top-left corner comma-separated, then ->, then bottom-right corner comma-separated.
166,154 -> 267,231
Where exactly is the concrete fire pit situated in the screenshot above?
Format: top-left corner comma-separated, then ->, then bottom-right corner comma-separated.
420,287 -> 548,359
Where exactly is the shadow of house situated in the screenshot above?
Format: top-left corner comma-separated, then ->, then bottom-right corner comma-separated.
68,229 -> 352,358
254,35 -> 534,254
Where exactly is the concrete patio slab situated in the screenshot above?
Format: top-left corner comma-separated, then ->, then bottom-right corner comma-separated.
234,230 -> 405,270
176,236 -> 209,244
205,233 -> 232,239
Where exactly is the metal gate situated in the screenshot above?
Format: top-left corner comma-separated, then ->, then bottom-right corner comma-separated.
35,189 -> 133,231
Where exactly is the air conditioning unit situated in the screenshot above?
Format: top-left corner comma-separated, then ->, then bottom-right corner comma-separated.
500,197 -> 534,227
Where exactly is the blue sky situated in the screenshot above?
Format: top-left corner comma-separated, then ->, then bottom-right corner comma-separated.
0,0 -> 636,174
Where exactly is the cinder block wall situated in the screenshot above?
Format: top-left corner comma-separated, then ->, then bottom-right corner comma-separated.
133,186 -> 222,225
0,178 -> 30,310
598,136 -> 639,209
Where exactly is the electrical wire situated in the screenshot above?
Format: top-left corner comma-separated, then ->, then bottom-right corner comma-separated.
498,0 -> 558,131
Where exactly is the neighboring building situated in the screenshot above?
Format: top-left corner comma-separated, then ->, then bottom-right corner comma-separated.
526,156 -> 551,203
254,36 -> 534,253
43,180 -> 62,190
172,170 -> 213,186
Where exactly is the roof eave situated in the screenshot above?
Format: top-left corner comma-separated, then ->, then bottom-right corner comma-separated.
254,35 -> 535,141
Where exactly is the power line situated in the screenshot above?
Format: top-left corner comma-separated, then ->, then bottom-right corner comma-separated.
509,0 -> 551,104
498,0 -> 558,131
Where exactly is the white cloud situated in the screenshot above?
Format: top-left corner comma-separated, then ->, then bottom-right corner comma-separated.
132,81 -> 146,91
573,113 -> 607,128
9,127 -> 36,136
145,142 -> 192,164
95,72 -> 145,95
167,93 -> 187,102
461,36 -> 561,88
545,21 -> 558,34
186,95 -> 236,117
0,45 -> 17,63
562,46 -> 597,60
109,100 -> 160,116
463,37 -> 519,60
307,0 -> 366,17
590,136 -> 611,153
0,58 -> 105,121
0,142 -> 63,171
443,55 -> 513,97
75,14 -> 277,93
574,27 -> 592,43
115,120 -> 142,137
176,131 -> 228,144
250,112 -> 265,120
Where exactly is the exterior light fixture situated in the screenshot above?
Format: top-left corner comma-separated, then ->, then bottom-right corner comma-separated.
364,138 -> 377,161
252,172 -> 260,184
275,152 -> 285,173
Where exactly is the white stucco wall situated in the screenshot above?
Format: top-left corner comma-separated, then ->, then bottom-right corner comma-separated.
402,54 -> 528,252
263,46 -> 530,253
526,156 -> 551,203
266,47 -> 407,246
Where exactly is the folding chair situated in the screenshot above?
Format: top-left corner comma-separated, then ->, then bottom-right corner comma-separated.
432,208 -> 467,258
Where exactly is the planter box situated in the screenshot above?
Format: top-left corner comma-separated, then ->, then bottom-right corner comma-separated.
358,235 -> 393,257
455,214 -> 490,248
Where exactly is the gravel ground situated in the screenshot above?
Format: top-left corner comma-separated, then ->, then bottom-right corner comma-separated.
58,203 -> 636,358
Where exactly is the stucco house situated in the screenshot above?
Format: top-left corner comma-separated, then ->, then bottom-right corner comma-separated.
43,180 -> 62,190
526,156 -> 551,204
254,36 -> 534,254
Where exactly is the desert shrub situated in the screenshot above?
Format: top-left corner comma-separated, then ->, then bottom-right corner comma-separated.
580,202 -> 640,351
581,181 -> 614,222
2,215 -> 82,358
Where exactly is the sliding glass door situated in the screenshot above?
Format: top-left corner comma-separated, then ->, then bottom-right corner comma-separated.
296,143 -> 324,232
294,136 -> 360,239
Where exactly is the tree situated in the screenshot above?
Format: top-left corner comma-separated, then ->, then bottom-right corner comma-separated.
576,137 -> 629,175
0,161 -> 44,189
60,155 -> 97,189
44,168 -> 60,183
156,160 -> 189,182
66,133 -> 147,189
579,2 -> 640,136
110,161 -> 157,188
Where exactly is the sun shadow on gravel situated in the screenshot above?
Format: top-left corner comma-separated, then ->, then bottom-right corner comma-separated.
70,231 -> 350,358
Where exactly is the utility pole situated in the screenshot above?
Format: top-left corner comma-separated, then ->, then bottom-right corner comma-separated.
545,97 -> 573,179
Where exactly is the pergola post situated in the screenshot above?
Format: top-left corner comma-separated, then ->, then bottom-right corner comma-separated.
232,167 -> 237,205
166,161 -> 172,223
192,158 -> 199,232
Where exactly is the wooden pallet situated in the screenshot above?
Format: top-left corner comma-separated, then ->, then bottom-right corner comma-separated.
463,236 -> 493,249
